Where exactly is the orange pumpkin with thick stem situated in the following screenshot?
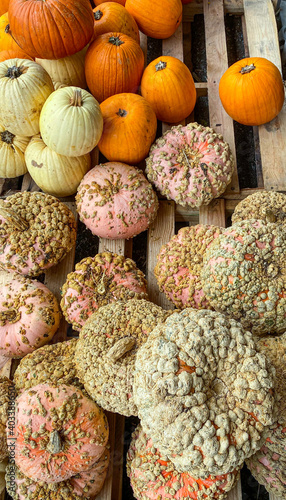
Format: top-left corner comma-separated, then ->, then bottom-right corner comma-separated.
8,0 -> 94,59
92,2 -> 139,43
219,56 -> 285,126
125,0 -> 182,39
98,92 -> 157,163
141,55 -> 197,123
0,12 -> 18,51
0,48 -> 33,61
85,32 -> 144,103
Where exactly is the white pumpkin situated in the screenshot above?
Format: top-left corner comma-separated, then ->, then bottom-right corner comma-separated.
36,47 -> 87,90
0,58 -> 54,136
25,135 -> 91,197
39,86 -> 103,157
0,124 -> 30,178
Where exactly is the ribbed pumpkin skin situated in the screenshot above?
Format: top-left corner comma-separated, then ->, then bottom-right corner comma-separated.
94,0 -> 126,5
0,124 -> 29,178
219,57 -> 285,126
0,58 -> 54,136
0,48 -> 33,61
125,0 -> 182,39
39,86 -> 103,157
0,12 -> 18,51
36,47 -> 87,90
8,0 -> 94,60
25,135 -> 91,197
141,55 -> 197,123
92,3 -> 140,43
98,93 -> 157,164
85,32 -> 144,103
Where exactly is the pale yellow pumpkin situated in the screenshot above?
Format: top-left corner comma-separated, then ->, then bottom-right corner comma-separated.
0,124 -> 30,178
25,135 -> 91,197
0,58 -> 54,136
36,47 -> 87,90
39,86 -> 103,157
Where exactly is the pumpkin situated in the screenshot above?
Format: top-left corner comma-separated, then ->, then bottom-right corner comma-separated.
76,162 -> 159,239
0,191 -> 77,277
98,93 -> 157,164
0,58 -> 53,136
61,252 -> 148,331
125,0 -> 182,39
85,32 -> 144,103
8,0 -> 94,60
94,0 -> 126,5
154,224 -> 224,309
127,425 -> 241,500
146,122 -> 234,208
246,444 -> 286,498
75,299 -> 172,416
0,48 -> 33,62
0,124 -> 30,178
0,0 -> 9,16
219,57 -> 285,126
133,308 -> 275,477
0,12 -> 18,51
13,383 -> 109,483
0,270 -> 60,358
39,86 -> 103,157
232,190 -> 286,225
92,2 -> 139,43
25,134 -> 91,197
141,56 -> 197,123
201,219 -> 286,335
36,47 -> 87,91
0,376 -> 13,461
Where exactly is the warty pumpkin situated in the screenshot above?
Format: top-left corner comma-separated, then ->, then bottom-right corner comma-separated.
0,48 -> 33,62
25,134 -> 91,197
0,376 -> 13,461
0,12 -> 18,51
219,56 -> 285,126
92,2 -> 139,43
0,58 -> 54,136
36,47 -> 87,91
0,123 -> 29,178
125,0 -> 182,39
98,92 -> 157,164
141,55 -> 197,123
85,32 -> 144,103
39,86 -> 103,157
8,0 -> 94,60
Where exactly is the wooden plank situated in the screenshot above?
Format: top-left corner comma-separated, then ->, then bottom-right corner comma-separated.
199,198 -> 226,227
227,482 -> 243,500
146,200 -> 175,310
184,0 -> 244,20
243,0 -> 286,191
195,82 -> 208,97
203,0 -> 240,194
21,172 -> 39,192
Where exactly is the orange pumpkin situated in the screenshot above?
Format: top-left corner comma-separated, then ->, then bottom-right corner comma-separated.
85,32 -> 144,103
0,0 -> 9,17
8,0 -> 94,59
219,56 -> 285,126
125,0 -> 182,39
141,55 -> 197,123
94,0 -> 126,5
98,92 -> 157,163
92,2 -> 139,43
0,48 -> 33,61
0,12 -> 18,51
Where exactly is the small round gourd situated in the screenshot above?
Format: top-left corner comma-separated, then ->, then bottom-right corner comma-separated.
219,57 -> 285,126
0,124 -> 29,178
25,134 -> 91,197
39,86 -> 103,157
0,58 -> 54,136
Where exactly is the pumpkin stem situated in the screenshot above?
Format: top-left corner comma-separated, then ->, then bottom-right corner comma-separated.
0,207 -> 29,231
4,24 -> 10,35
116,108 -> 127,117
5,65 -> 23,79
1,130 -> 15,145
155,60 -> 167,71
108,36 -> 124,46
70,89 -> 82,107
94,9 -> 103,20
240,63 -> 256,74
265,209 -> 277,223
47,430 -> 62,454
96,271 -> 107,295
0,309 -> 21,325
106,337 -> 136,362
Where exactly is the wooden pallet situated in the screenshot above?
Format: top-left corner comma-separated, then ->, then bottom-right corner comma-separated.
0,0 -> 285,499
